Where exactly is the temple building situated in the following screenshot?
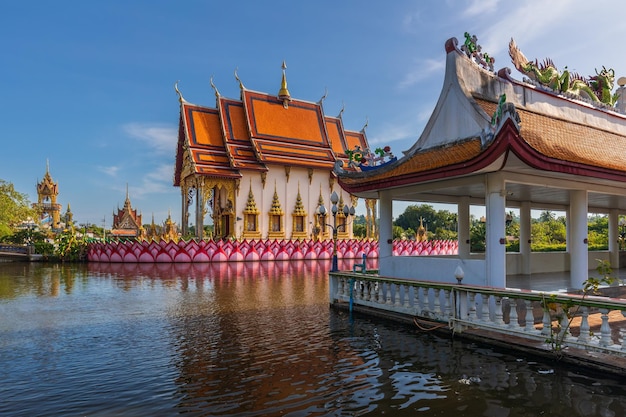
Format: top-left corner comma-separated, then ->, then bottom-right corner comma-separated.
174,63 -> 382,240
110,187 -> 143,239
336,34 -> 626,289
33,162 -> 63,231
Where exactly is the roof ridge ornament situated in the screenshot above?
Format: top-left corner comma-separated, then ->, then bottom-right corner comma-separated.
460,32 -> 495,72
360,117 -> 369,134
210,75 -> 221,98
337,102 -> 345,119
277,60 -> 291,108
174,80 -> 186,103
234,68 -> 246,92
482,94 -> 521,144
318,88 -> 328,105
509,38 -> 619,108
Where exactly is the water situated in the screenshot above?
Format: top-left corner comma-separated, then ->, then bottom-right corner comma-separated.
1,261 -> 625,417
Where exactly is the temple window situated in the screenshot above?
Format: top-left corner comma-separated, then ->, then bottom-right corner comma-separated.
267,182 -> 285,239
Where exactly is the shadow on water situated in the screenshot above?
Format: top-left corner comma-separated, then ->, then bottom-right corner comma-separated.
0,260 -> 625,417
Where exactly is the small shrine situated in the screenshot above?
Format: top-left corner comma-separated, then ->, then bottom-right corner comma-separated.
110,186 -> 143,239
33,161 -> 63,230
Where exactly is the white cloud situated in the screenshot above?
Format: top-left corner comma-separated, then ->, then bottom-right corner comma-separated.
123,123 -> 177,155
462,0 -> 500,17
129,163 -> 175,199
398,58 -> 445,89
98,165 -> 120,177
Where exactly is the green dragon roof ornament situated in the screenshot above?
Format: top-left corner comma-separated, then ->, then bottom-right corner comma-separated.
508,38 -> 618,106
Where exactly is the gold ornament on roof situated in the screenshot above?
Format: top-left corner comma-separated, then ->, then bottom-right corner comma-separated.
277,61 -> 291,109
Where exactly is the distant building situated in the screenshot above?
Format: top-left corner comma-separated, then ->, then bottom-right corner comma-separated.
174,63 -> 380,240
110,187 -> 142,239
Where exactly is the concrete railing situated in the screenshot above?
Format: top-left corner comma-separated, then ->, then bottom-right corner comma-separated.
329,272 -> 626,357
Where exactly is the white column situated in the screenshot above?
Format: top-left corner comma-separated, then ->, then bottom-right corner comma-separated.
485,175 -> 506,287
458,196 -> 470,258
378,190 -> 393,270
609,209 -> 619,269
569,190 -> 588,289
519,201 -> 531,275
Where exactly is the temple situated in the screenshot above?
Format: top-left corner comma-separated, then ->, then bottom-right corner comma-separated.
174,63 -> 381,240
336,34 -> 626,289
110,186 -> 143,239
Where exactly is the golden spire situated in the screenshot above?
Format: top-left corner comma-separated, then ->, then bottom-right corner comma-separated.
277,61 -> 291,109
269,181 -> 283,215
293,184 -> 306,216
244,181 -> 259,213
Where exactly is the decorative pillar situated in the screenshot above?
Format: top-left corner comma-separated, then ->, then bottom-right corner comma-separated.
195,185 -> 204,240
609,209 -> 619,270
458,196 -> 470,258
485,174 -> 506,287
569,190 -> 588,289
181,184 -> 188,236
378,190 -> 393,270
519,201 -> 531,275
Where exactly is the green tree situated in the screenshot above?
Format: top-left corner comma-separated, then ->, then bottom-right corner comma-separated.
0,179 -> 35,238
394,204 -> 458,240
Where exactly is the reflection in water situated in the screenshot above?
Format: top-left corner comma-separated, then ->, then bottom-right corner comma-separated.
0,261 -> 625,416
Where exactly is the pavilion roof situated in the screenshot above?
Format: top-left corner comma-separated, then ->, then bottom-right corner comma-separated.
337,36 -> 626,195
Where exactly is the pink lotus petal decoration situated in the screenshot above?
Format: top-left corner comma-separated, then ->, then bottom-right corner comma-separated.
86,238 -> 458,263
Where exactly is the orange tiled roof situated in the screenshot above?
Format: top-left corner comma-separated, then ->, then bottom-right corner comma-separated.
175,85 -> 370,185
243,90 -> 336,169
476,99 -> 626,172
219,98 -> 266,171
179,103 -> 242,180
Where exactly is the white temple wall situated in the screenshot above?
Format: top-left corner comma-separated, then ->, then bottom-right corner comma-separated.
233,165 -> 354,239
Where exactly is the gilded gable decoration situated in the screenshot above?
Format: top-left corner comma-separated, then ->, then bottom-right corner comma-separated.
291,183 -> 307,239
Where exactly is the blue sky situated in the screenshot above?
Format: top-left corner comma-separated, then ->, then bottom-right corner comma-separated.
1,0 -> 624,227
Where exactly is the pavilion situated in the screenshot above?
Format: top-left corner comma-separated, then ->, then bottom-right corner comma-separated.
336,35 -> 626,289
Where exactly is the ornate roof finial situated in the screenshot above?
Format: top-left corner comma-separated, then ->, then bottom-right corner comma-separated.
209,75 -> 221,98
277,60 -> 291,109
234,68 -> 245,91
174,80 -> 186,103
318,88 -> 328,105
337,102 -> 345,119
361,116 -> 369,134
124,183 -> 131,209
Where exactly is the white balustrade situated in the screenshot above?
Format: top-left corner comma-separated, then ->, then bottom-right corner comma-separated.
329,272 -> 626,358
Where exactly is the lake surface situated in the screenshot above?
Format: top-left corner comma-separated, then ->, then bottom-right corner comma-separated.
1,260 -> 625,417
